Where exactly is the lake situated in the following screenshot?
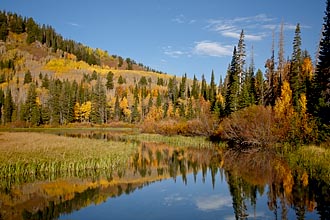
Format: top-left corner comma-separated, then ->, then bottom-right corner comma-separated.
0,132 -> 329,220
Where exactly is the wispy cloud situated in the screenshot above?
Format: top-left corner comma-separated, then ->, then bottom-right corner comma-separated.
67,22 -> 81,27
193,41 -> 233,57
172,14 -> 196,24
207,14 -> 276,41
163,46 -> 187,58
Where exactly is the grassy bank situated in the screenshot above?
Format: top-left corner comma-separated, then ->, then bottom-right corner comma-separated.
0,132 -> 137,178
285,145 -> 330,182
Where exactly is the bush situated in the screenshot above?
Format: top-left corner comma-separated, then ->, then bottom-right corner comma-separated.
217,105 -> 278,149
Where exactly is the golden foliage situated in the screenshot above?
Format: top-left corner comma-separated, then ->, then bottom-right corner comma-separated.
301,57 -> 314,81
274,81 -> 294,120
74,101 -> 92,122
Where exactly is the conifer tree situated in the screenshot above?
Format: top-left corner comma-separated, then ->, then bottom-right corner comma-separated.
310,0 -> 330,132
201,74 -> 208,100
3,89 -> 14,123
106,71 -> 114,90
255,69 -> 265,105
91,76 -> 107,124
237,30 -> 246,92
209,70 -> 217,110
225,47 -> 239,115
23,83 -> 41,125
290,23 -> 303,111
24,70 -> 32,84
191,75 -> 200,99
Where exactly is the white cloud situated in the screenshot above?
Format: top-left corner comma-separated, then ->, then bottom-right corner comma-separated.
163,46 -> 186,58
67,22 -> 81,27
207,14 -> 277,41
195,195 -> 232,211
194,41 -> 233,57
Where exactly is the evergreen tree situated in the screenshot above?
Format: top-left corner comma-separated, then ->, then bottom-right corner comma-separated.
106,71 -> 114,90
24,70 -> 33,84
23,83 -> 41,125
209,70 -> 217,110
225,47 -> 240,115
255,69 -> 264,105
290,23 -> 303,110
3,89 -> 14,123
179,73 -> 187,99
201,74 -> 208,100
191,75 -> 200,99
41,74 -> 50,89
237,30 -> 246,92
310,0 -> 330,134
91,76 -> 107,124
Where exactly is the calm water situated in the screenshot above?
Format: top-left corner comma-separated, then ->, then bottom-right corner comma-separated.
1,132 -> 329,220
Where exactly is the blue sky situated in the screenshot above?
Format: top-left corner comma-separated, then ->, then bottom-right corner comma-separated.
0,0 -> 326,80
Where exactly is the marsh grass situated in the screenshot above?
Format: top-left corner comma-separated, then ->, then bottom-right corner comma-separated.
0,132 -> 136,178
122,133 -> 216,148
286,145 -> 330,182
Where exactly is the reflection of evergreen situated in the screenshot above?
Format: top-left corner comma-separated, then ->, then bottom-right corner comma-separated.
226,172 -> 249,220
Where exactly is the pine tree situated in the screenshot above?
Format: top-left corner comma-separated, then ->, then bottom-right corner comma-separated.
310,0 -> 330,132
179,73 -> 187,99
23,83 -> 41,125
106,71 -> 114,90
201,74 -> 208,100
191,75 -> 200,99
209,70 -> 217,110
290,23 -> 303,111
3,89 -> 14,124
255,69 -> 265,105
237,30 -> 246,92
91,76 -> 107,124
225,46 -> 239,115
24,70 -> 32,84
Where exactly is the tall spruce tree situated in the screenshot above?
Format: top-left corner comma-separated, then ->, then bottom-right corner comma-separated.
290,23 -> 303,111
310,0 -> 330,133
225,46 -> 239,115
91,76 -> 107,124
237,30 -> 246,92
3,89 -> 14,124
23,83 -> 41,125
106,71 -> 114,90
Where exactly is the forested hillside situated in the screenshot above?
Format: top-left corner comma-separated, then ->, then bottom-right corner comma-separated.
0,8 -> 329,145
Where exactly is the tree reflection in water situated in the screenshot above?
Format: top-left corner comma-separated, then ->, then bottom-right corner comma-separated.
0,142 -> 329,220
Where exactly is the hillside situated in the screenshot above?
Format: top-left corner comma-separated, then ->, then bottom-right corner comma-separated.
0,11 -> 219,134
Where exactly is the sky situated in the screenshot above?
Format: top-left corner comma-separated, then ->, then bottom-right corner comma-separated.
0,0 -> 326,81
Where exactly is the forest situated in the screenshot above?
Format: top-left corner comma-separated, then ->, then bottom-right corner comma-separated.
0,4 -> 329,148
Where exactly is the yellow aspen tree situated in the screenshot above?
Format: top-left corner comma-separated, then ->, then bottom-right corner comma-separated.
119,97 -> 131,120
81,101 -> 92,122
274,81 -> 294,120
274,81 -> 295,140
74,102 -> 81,121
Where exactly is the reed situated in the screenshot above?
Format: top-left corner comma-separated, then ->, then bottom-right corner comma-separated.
0,132 -> 136,178
122,133 -> 216,148
286,145 -> 330,182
